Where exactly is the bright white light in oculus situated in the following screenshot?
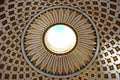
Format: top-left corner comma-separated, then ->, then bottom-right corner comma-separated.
44,24 -> 77,54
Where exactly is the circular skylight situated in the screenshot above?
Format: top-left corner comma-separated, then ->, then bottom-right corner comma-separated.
44,24 -> 77,54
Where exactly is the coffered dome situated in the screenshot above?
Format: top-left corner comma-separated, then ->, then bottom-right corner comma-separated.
0,0 -> 120,80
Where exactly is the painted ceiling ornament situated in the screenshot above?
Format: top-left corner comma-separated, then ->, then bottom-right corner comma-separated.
21,6 -> 99,78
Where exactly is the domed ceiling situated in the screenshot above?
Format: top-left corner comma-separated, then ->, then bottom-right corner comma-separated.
0,0 -> 120,80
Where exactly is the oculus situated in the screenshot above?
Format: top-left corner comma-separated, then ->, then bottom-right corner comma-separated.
44,24 -> 77,54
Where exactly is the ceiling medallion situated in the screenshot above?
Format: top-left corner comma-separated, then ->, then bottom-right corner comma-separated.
21,6 -> 99,78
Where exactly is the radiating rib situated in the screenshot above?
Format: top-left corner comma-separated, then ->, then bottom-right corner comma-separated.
79,35 -> 96,39
80,34 -> 95,37
67,11 -> 76,24
35,19 -> 47,28
78,43 -> 94,50
58,8 -> 63,22
78,30 -> 94,34
63,9 -> 70,22
25,38 -> 41,41
31,24 -> 44,30
58,57 -> 62,74
34,52 -> 48,66
76,47 -> 93,57
62,56 -> 68,74
25,39 -> 41,45
27,47 -> 42,56
73,49 -> 85,66
25,34 -> 41,39
27,29 -> 42,34
40,15 -> 51,26
25,34 -> 40,38
78,24 -> 92,30
75,19 -> 88,27
41,53 -> 51,70
46,55 -> 54,72
46,11 -> 54,24
31,49 -> 46,61
80,51 -> 90,62
67,55 -> 74,73
25,39 -> 41,44
52,56 -> 58,74
76,50 -> 88,62
79,39 -> 96,44
25,43 -> 41,50
69,54 -> 80,70
72,53 -> 82,67
71,14 -> 82,26
52,9 -> 58,23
